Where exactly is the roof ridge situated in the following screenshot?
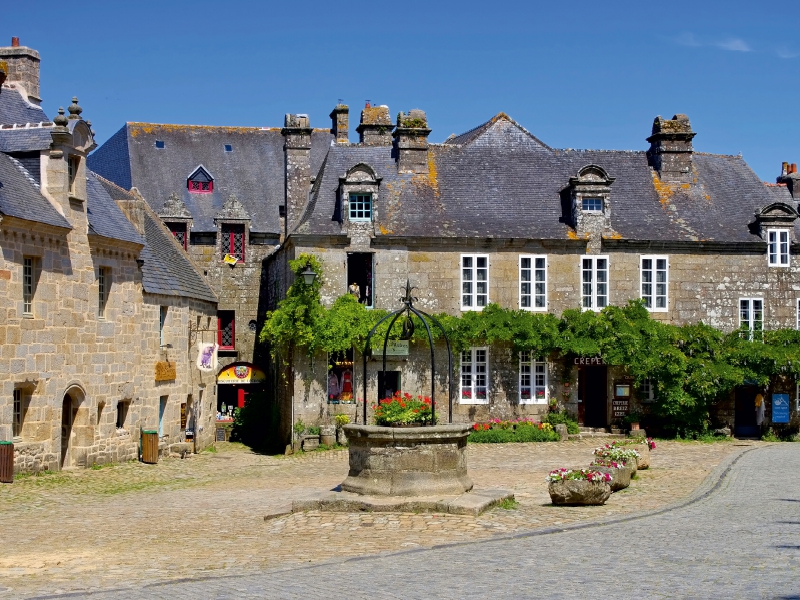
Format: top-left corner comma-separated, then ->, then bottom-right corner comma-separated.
126,122 -> 280,132
91,171 -> 135,198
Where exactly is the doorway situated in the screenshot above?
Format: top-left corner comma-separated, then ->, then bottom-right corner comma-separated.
734,386 -> 759,437
60,394 -> 75,469
346,253 -> 373,307
578,366 -> 608,429
378,371 -> 401,400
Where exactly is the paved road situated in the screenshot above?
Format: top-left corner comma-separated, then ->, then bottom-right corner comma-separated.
31,444 -> 800,599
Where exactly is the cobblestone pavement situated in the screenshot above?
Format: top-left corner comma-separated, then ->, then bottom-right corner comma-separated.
0,439 -> 765,598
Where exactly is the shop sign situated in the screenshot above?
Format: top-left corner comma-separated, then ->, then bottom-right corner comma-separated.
217,363 -> 267,384
574,356 -> 605,366
612,399 -> 629,418
383,340 -> 409,356
773,393 -> 790,424
196,342 -> 219,372
155,361 -> 176,382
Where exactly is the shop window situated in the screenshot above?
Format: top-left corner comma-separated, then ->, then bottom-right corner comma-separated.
218,311 -> 235,350
461,347 -> 488,404
166,222 -> 188,250
461,254 -> 489,310
520,255 -> 546,310
221,223 -> 245,262
739,298 -> 763,341
640,255 -> 668,312
519,352 -> 547,404
581,255 -> 608,311
346,253 -> 373,308
328,349 -> 355,404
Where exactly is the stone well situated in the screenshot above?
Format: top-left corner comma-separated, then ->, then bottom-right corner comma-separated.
341,423 -> 473,496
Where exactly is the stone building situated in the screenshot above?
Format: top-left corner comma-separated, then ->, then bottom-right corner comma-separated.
271,104 -> 800,440
0,39 -> 218,473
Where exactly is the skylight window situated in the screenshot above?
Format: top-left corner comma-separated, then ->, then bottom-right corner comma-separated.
155,140 -> 165,149
224,144 -> 233,152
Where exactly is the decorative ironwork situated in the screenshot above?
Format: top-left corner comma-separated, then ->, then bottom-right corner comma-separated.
361,280 -> 454,425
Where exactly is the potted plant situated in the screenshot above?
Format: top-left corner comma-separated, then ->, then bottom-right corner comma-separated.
372,392 -> 433,427
547,468 -> 612,505
624,411 -> 643,431
302,425 -> 321,451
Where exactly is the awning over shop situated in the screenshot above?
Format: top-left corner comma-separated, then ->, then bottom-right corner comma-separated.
217,363 -> 267,384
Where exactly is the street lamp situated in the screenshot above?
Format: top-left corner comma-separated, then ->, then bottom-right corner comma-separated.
300,264 -> 317,286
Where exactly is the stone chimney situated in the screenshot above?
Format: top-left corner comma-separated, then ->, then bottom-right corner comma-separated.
282,113 -> 312,236
0,37 -> 41,104
646,114 -> 696,183
357,103 -> 393,146
330,103 -> 349,144
777,162 -> 800,199
393,109 -> 431,174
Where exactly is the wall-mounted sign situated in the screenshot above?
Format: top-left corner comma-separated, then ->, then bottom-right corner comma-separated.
383,340 -> 409,356
574,356 -> 605,366
196,343 -> 219,372
155,361 -> 176,382
773,393 -> 790,424
217,363 -> 267,384
180,402 -> 187,430
612,399 -> 629,419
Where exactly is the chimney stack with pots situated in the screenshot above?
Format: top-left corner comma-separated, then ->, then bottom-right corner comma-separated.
282,113 -> 313,236
777,161 -> 800,199
357,103 -> 393,146
646,114 -> 696,184
0,37 -> 41,104
393,109 -> 431,173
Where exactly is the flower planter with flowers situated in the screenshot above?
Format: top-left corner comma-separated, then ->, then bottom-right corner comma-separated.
547,469 -> 612,505
592,445 -> 641,473
610,438 -> 655,469
373,392 -> 433,427
589,459 -> 632,491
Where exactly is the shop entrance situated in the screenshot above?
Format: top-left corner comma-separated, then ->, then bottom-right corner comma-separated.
378,371 -> 401,400
734,385 -> 760,437
578,366 -> 608,429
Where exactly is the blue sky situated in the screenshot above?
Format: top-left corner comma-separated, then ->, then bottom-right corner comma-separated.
4,0 -> 797,180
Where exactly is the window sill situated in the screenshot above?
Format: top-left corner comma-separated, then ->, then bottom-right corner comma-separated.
460,399 -> 489,405
646,308 -> 669,313
519,399 -> 548,405
520,306 -> 548,312
460,307 -> 487,312
22,313 -> 34,319
12,436 -> 22,444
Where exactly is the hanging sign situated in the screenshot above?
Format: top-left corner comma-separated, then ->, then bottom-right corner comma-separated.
196,343 -> 219,372
773,393 -> 790,424
155,361 -> 176,381
217,363 -> 267,384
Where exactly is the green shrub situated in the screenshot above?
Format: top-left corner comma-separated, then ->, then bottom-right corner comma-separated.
468,426 -> 558,443
543,411 -> 579,434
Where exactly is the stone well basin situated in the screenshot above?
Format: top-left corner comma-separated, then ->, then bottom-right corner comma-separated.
341,423 -> 474,497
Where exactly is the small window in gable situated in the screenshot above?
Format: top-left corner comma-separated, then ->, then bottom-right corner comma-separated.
155,140 -> 165,149
187,166 -> 214,193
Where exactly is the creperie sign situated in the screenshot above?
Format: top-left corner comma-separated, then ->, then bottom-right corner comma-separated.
573,356 -> 605,366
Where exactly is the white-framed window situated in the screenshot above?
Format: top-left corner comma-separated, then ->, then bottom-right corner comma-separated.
98,267 -> 109,318
13,389 -> 23,438
640,255 -> 668,312
581,197 -> 603,212
349,193 -> 372,221
519,351 -> 547,404
520,255 -> 547,310
461,254 -> 489,310
767,229 -> 790,267
640,379 -> 656,403
739,298 -> 764,341
460,347 -> 488,404
581,255 -> 609,311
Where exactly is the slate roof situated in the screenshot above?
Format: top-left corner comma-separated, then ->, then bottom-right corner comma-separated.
764,183 -> 793,203
89,123 -> 333,234
87,172 -> 144,245
0,86 -> 48,126
0,151 -> 70,229
95,175 -> 217,304
298,114 -> 789,244
0,124 -> 53,152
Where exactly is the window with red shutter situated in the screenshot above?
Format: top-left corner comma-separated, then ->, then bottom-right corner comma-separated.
218,311 -> 235,350
187,166 -> 214,194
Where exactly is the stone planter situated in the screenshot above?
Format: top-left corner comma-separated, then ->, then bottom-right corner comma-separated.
302,435 -> 320,451
590,465 -> 631,491
628,444 -> 650,469
548,479 -> 612,505
320,425 -> 336,447
621,457 -> 637,475
341,423 -> 473,496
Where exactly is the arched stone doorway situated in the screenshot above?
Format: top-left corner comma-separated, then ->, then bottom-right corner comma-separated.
60,385 -> 88,469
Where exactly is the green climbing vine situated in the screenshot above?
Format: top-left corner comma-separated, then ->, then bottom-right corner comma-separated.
261,258 -> 800,434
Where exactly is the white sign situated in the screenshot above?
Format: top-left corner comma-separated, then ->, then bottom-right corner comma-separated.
383,340 -> 409,356
196,342 -> 219,372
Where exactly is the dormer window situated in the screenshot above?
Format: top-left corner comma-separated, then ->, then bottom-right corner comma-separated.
349,193 -> 372,221
582,197 -> 603,212
187,166 -> 214,194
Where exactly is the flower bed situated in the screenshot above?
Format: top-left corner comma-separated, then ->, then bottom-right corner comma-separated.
372,392 -> 432,426
468,420 -> 559,443
547,469 -> 612,505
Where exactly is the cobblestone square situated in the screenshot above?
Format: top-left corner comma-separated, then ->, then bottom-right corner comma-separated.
0,439 -> 759,598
